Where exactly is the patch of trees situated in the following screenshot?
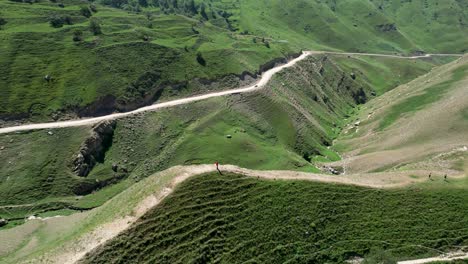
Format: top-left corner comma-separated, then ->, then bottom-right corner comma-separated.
99,0 -> 226,20
80,6 -> 93,18
96,0 -> 237,30
151,0 -> 198,16
375,23 -> 397,32
196,52 -> 206,66
261,37 -> 270,48
0,17 -> 7,29
122,0 -> 142,12
89,4 -> 98,12
73,29 -> 83,41
9,0 -> 40,4
125,70 -> 162,99
89,18 -> 102,35
49,14 -> 73,28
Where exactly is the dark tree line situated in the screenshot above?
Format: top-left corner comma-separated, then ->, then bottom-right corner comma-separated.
99,0 -> 228,19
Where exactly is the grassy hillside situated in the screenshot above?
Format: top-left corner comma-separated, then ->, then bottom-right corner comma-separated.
330,54 -> 453,95
0,0 -> 292,121
0,0 -> 466,121
237,0 -> 467,53
82,172 -> 468,263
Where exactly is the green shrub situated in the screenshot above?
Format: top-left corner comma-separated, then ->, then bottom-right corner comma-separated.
196,52 -> 206,66
89,4 -> 98,12
49,14 -> 72,28
89,18 -> 102,35
0,17 -> 6,29
80,6 -> 92,18
363,249 -> 397,264
72,29 -> 83,42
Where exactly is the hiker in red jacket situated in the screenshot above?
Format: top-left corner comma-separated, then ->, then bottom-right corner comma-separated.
215,161 -> 222,175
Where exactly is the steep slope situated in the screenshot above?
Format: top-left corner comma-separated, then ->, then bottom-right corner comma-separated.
332,55 -> 468,174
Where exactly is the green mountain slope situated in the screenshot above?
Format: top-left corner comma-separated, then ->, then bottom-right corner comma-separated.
0,0 -> 466,121
81,172 -> 468,263
0,0 -> 292,121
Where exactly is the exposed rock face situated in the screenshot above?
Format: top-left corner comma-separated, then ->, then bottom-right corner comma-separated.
321,166 -> 343,175
352,87 -> 367,104
72,120 -> 116,177
376,23 -> 397,32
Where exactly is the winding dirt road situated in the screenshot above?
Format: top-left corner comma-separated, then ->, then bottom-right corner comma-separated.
398,251 -> 468,264
0,51 -> 461,135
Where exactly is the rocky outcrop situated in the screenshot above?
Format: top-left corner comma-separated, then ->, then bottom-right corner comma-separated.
352,87 -> 368,104
72,120 -> 116,177
376,23 -> 397,32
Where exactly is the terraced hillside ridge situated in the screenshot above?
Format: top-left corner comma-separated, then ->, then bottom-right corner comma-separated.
331,55 -> 468,175
0,0 -> 466,122
79,171 -> 468,264
0,165 -> 466,264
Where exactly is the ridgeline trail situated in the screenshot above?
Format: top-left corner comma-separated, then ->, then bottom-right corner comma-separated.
0,51 -> 462,135
10,164 -> 463,264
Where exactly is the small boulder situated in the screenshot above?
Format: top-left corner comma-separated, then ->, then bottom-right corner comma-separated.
0,218 -> 7,227
350,73 -> 356,80
47,131 -> 54,135
44,75 -> 52,82
112,163 -> 118,172
226,135 -> 232,139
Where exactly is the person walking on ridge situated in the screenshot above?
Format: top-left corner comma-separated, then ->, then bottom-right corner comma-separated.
215,161 -> 222,175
